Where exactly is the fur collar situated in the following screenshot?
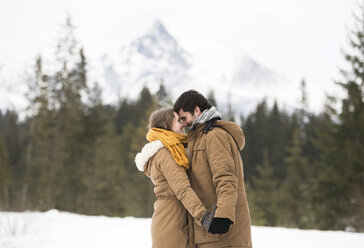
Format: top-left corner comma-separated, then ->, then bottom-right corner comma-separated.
135,140 -> 164,171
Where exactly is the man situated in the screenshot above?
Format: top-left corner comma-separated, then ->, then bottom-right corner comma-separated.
174,90 -> 252,248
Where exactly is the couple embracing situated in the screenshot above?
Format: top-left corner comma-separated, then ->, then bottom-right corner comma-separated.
135,90 -> 252,248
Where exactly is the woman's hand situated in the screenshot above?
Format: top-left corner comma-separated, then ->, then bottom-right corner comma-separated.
200,205 -> 217,231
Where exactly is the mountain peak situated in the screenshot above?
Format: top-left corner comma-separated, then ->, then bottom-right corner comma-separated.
151,19 -> 163,30
119,18 -> 188,63
147,19 -> 175,43
106,19 -> 191,99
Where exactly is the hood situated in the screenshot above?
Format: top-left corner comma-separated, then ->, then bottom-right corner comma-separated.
214,121 -> 245,151
135,140 -> 164,172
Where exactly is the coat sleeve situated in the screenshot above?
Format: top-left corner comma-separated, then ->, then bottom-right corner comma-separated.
206,130 -> 238,223
159,150 -> 207,222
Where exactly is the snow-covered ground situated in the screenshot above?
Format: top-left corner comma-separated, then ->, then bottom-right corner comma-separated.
0,210 -> 363,248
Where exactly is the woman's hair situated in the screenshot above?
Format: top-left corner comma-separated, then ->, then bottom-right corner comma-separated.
149,108 -> 175,130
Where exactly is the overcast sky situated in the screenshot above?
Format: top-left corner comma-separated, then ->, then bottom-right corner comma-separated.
0,0 -> 359,112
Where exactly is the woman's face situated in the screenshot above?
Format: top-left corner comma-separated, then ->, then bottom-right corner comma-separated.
171,112 -> 185,134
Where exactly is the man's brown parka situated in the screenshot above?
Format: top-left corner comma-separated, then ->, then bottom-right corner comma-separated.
187,121 -> 252,248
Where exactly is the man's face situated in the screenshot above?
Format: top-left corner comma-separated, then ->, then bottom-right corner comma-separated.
178,107 -> 201,127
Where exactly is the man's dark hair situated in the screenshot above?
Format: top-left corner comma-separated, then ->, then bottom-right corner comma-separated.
174,90 -> 212,114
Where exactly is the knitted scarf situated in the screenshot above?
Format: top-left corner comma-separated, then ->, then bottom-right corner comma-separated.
146,128 -> 189,170
192,106 -> 222,127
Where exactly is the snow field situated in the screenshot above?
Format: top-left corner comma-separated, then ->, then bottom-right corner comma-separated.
0,210 -> 363,248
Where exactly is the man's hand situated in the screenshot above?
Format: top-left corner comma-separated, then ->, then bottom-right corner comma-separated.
208,217 -> 233,234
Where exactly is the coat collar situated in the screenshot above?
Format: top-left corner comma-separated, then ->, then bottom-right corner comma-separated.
135,140 -> 164,171
189,121 -> 245,151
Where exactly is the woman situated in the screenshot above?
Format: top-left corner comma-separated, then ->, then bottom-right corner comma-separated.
135,108 -> 213,248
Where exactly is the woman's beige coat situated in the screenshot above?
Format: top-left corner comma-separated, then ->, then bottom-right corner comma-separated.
187,121 -> 252,248
135,140 -> 207,248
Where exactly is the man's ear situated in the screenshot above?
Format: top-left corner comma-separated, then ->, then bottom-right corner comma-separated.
194,106 -> 201,116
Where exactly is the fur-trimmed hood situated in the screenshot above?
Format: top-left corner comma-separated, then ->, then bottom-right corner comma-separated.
135,140 -> 164,171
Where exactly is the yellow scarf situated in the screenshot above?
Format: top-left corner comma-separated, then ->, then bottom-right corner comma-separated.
146,128 -> 189,170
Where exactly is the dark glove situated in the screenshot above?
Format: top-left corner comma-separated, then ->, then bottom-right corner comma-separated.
208,217 -> 233,234
200,205 -> 217,231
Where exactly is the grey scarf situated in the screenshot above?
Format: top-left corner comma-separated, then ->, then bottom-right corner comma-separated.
192,106 -> 221,128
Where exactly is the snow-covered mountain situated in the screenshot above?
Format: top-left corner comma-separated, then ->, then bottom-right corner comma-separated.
99,19 -> 292,114
101,19 -> 191,100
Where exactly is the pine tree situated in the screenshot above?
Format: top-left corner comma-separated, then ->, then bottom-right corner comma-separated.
119,87 -> 156,217
50,16 -> 89,211
267,101 -> 291,182
299,78 -> 309,122
313,4 -> 364,231
225,93 -> 235,122
155,80 -> 172,108
22,55 -> 53,210
80,82 -> 124,215
332,4 -> 364,230
242,99 -> 269,184
0,134 -> 9,209
207,89 -> 217,108
3,111 -> 23,210
278,128 -> 313,228
248,149 -> 278,226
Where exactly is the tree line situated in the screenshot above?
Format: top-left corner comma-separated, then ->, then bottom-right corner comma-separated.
0,10 -> 363,232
